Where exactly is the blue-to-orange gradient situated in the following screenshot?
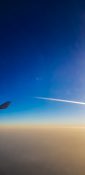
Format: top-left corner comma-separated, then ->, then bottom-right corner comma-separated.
0,0 -> 85,125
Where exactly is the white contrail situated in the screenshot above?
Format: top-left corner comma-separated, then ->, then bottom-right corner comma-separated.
35,97 -> 85,105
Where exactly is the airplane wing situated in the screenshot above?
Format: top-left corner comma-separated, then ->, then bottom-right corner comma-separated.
0,101 -> 11,109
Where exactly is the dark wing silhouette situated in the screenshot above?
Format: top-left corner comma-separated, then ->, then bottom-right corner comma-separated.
0,101 -> 11,109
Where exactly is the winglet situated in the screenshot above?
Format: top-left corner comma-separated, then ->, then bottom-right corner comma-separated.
0,101 -> 11,109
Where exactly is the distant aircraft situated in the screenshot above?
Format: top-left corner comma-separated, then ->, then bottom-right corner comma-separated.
0,101 -> 11,109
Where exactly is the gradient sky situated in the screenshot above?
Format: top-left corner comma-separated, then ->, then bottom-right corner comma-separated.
0,0 -> 85,124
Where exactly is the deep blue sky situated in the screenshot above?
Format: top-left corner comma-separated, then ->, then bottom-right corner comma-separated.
0,0 -> 85,124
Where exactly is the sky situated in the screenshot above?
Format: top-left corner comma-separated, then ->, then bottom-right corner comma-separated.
0,0 -> 85,124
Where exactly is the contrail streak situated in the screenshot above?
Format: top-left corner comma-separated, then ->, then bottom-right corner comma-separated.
35,97 -> 85,105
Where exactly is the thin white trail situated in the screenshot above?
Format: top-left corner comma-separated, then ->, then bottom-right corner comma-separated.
35,97 -> 85,105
